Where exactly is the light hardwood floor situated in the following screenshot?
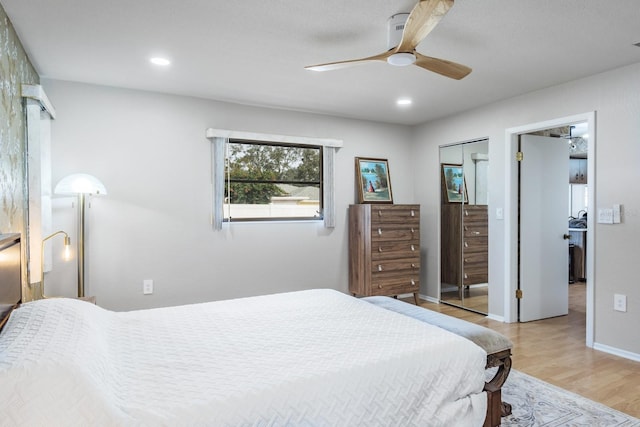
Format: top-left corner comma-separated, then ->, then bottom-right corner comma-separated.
417,283 -> 640,418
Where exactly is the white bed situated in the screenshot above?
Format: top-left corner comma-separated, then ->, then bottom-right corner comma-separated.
0,289 -> 487,426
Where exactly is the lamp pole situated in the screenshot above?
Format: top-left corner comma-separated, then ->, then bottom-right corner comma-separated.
54,173 -> 107,299
77,193 -> 86,298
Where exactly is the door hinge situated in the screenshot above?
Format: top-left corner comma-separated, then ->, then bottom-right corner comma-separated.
516,151 -> 524,162
516,289 -> 523,299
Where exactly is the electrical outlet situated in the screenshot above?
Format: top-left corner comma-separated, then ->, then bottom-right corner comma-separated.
614,294 -> 627,312
143,279 -> 153,295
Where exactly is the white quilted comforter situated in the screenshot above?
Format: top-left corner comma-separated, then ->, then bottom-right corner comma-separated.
0,289 -> 487,426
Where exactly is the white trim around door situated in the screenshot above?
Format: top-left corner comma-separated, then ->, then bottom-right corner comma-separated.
503,112 -> 595,348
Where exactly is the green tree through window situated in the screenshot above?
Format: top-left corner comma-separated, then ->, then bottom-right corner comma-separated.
224,140 -> 322,221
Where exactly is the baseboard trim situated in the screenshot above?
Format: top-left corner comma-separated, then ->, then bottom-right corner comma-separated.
593,342 -> 640,362
486,313 -> 505,322
420,294 -> 439,304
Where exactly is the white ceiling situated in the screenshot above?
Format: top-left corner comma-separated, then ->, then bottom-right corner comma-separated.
3,0 -> 640,125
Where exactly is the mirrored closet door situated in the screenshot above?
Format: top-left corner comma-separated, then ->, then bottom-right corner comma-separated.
440,140 -> 489,314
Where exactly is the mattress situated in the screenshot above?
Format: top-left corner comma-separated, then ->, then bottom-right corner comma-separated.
0,289 -> 487,426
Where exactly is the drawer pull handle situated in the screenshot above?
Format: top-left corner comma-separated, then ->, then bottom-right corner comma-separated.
410,210 -> 415,217
378,247 -> 383,252
411,263 -> 417,268
464,226 -> 468,231
410,279 -> 416,286
378,210 -> 382,217
465,210 -> 469,216
464,259 -> 469,263
378,284 -> 383,289
378,228 -> 382,235
411,228 -> 415,233
378,265 -> 383,271
464,242 -> 469,248
473,231 -> 480,235
411,245 -> 415,251
464,273 -> 468,279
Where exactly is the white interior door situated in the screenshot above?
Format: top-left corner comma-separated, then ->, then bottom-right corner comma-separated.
519,135 -> 569,322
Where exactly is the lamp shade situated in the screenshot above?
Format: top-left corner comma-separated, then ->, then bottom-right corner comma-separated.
54,173 -> 107,195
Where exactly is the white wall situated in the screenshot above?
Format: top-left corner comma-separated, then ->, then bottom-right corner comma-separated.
42,80 -> 416,311
412,61 -> 640,356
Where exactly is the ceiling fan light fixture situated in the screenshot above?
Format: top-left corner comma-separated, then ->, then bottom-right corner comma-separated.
387,52 -> 416,67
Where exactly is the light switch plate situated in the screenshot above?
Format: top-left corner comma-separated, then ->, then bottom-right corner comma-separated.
598,208 -> 613,224
613,204 -> 621,223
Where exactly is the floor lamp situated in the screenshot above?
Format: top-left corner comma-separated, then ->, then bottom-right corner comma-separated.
54,173 -> 107,298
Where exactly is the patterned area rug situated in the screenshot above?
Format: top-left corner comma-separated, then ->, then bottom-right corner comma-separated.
498,369 -> 640,426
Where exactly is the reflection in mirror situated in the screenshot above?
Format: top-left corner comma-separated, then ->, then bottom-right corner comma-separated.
440,139 -> 489,314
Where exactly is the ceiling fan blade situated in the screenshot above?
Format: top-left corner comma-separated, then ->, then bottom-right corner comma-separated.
305,51 -> 391,72
414,52 -> 471,79
396,0 -> 454,52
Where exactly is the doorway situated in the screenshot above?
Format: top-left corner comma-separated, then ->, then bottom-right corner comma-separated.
504,112 -> 595,347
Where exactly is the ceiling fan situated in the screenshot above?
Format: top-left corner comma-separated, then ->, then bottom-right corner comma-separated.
305,0 -> 471,80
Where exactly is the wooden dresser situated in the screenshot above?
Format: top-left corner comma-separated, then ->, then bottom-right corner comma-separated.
441,204 -> 488,296
348,204 -> 420,304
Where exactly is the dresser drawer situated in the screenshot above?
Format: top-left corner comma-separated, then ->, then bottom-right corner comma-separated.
370,206 -> 419,225
463,270 -> 488,285
371,241 -> 420,260
463,206 -> 488,219
463,236 -> 488,251
463,224 -> 488,238
463,252 -> 488,267
370,276 -> 420,296
371,225 -> 419,242
371,259 -> 420,275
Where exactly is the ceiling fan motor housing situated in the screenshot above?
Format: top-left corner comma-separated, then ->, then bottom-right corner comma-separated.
387,13 -> 409,50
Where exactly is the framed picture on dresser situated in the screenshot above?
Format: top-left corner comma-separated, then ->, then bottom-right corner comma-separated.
355,157 -> 393,204
441,163 -> 468,203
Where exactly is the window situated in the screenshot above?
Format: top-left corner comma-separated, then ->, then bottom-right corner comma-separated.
206,128 -> 342,229
224,139 -> 322,221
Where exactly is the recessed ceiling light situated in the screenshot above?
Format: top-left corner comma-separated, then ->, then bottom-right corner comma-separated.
150,57 -> 171,66
397,98 -> 412,106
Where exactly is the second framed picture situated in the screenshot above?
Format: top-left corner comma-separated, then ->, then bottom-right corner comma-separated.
355,157 -> 393,204
441,163 -> 468,203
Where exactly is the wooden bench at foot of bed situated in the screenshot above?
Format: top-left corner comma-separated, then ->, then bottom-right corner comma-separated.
363,297 -> 513,427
